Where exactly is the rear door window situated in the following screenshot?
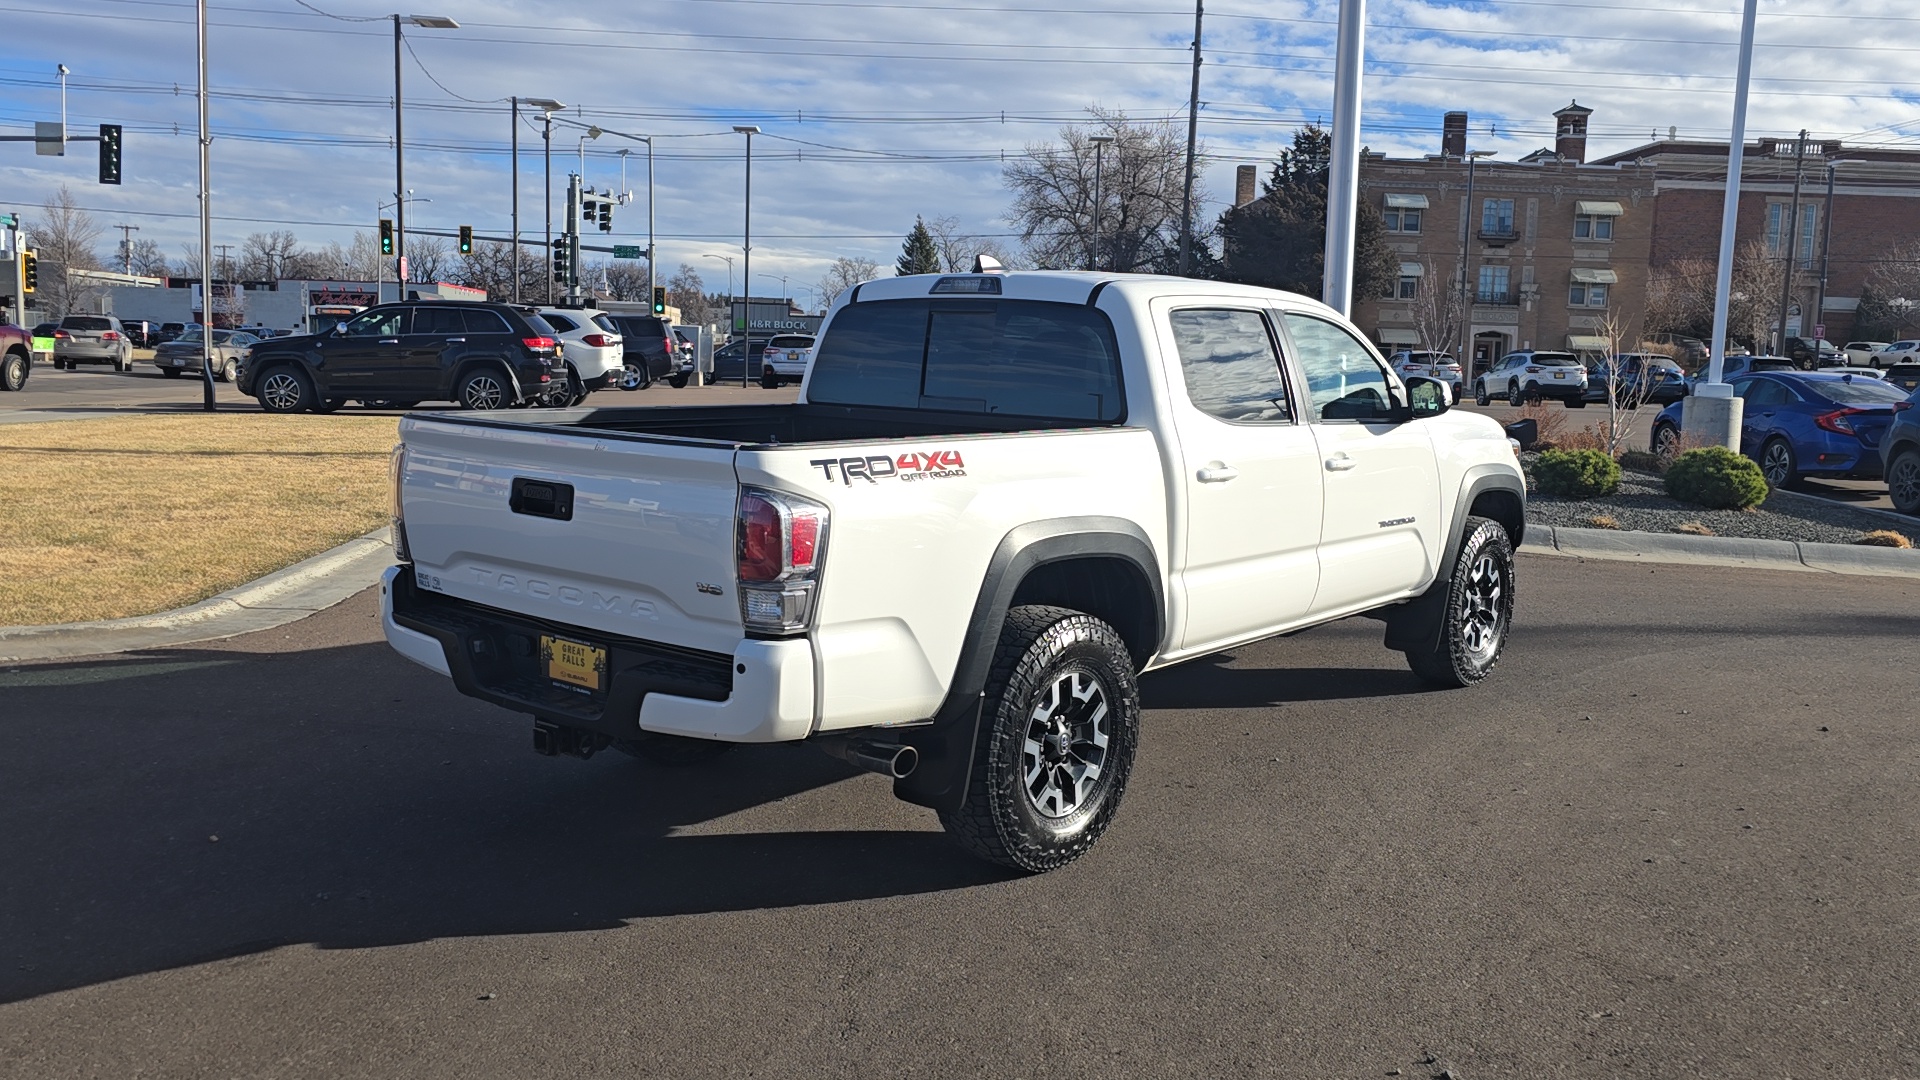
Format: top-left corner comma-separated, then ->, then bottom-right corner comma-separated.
808,298 -> 1124,421
1169,308 -> 1291,423
413,308 -> 466,336
542,313 -> 579,333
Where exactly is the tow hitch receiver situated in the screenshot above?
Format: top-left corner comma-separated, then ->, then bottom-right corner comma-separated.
533,719 -> 610,759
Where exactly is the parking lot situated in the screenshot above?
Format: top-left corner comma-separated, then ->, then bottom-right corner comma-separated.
3,558 -> 1917,1076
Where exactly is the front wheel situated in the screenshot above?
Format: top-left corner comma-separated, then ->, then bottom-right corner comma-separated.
1404,516 -> 1516,688
1652,423 -> 1681,460
1760,437 -> 1799,488
1475,381 -> 1490,407
1,352 -> 27,392
256,367 -> 314,413
218,358 -> 238,383
1507,381 -> 1524,407
938,605 -> 1139,874
1888,449 -> 1920,516
457,367 -> 511,410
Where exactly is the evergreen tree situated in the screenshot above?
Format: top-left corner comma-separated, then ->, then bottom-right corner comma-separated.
1216,125 -> 1396,305
897,217 -> 941,276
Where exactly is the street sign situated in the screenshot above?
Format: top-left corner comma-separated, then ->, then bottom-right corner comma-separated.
0,213 -> 15,227
612,245 -> 643,259
35,122 -> 64,156
1814,324 -> 1825,340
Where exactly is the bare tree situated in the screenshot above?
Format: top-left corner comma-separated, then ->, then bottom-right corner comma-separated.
125,238 -> 170,278
600,259 -> 651,302
1002,106 -> 1206,272
405,235 -> 453,285
815,256 -> 881,308
237,230 -> 303,280
450,240 -> 542,302
925,215 -> 1024,273
1409,257 -> 1465,362
667,264 -> 726,326
1589,310 -> 1656,457
1645,240 -> 1782,355
24,185 -> 104,317
1854,240 -> 1920,340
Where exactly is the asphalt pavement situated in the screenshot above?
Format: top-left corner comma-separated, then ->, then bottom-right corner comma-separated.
3,557 -> 1917,1077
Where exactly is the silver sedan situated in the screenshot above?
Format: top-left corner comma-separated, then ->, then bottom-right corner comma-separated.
151,328 -> 260,382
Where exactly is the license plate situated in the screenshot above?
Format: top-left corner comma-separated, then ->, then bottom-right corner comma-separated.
541,635 -> 606,692
1554,372 -> 1566,379
172,358 -> 185,366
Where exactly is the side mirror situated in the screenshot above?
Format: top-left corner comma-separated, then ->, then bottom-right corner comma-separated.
331,323 -> 349,337
1407,377 -> 1450,419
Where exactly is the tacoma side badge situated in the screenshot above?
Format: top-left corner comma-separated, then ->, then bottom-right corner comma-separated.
696,582 -> 724,596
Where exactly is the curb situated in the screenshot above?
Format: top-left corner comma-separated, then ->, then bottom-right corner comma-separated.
1762,484 -> 1920,531
0,528 -> 395,663
1520,524 -> 1920,579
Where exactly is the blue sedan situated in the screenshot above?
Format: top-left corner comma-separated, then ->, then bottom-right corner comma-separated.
1651,371 -> 1912,487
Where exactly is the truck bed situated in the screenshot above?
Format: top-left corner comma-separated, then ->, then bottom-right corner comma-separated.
409,402 -> 1127,448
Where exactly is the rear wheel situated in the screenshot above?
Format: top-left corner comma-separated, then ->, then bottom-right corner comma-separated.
218,358 -> 238,383
938,605 -> 1139,874
760,371 -> 781,390
667,373 -> 689,389
1,351 -> 27,392
160,367 -> 182,378
1760,437 -> 1799,488
256,367 -> 314,413
619,363 -> 649,391
1888,449 -> 1920,515
1404,516 -> 1516,688
457,367 -> 511,410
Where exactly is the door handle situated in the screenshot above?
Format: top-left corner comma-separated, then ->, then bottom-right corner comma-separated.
1196,463 -> 1238,483
1324,454 -> 1358,472
378,338 -> 399,344
444,337 -> 466,343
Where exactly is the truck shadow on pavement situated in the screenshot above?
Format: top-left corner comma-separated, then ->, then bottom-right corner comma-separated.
0,642 -> 1015,1004
1140,653 -> 1430,710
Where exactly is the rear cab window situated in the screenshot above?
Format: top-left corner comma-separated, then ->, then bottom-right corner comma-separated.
808,298 -> 1125,422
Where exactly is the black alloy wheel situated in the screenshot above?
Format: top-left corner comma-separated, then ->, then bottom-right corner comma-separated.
1887,449 -> 1920,516
1405,516 -> 1516,688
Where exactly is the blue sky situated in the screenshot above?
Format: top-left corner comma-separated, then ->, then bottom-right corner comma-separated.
3,0 -> 1916,304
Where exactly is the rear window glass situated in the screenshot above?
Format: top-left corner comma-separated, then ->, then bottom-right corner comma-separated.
521,313 -> 556,337
768,335 -> 814,349
591,314 -> 618,333
808,298 -> 1124,421
1531,353 -> 1580,366
1818,378 -> 1909,404
62,316 -> 111,331
542,313 -> 579,333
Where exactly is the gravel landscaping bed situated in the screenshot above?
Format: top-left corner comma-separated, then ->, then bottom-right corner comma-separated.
1520,455 -> 1920,547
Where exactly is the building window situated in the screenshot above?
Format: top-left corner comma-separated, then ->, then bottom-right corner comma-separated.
1385,208 -> 1422,233
1574,214 -> 1614,240
1397,275 -> 1419,299
1768,203 -> 1818,265
1569,283 -> 1609,308
1481,198 -> 1515,236
1477,265 -> 1510,303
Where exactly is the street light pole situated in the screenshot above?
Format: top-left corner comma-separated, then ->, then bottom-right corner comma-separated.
193,5 -> 212,410
391,13 -> 458,290
511,98 -> 564,306
1089,134 -> 1113,272
734,125 -> 760,388
703,254 -> 734,305
544,111 -> 554,304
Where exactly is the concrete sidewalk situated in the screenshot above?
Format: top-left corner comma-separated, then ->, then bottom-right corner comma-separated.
3,522 -> 1915,664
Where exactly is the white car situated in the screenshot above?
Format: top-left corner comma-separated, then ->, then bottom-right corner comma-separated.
1473,350 -> 1589,407
1843,341 -> 1890,366
1387,350 -> 1463,402
760,333 -> 815,388
1873,341 -> 1920,368
537,308 -> 625,403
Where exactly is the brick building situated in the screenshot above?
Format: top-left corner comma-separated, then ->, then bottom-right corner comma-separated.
1352,103 -> 1655,380
1588,138 -> 1920,346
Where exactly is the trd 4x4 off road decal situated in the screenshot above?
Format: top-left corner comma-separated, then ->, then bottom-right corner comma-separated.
810,450 -> 967,485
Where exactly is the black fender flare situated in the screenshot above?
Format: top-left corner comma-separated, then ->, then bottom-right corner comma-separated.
1384,465 -> 1526,654
894,516 -> 1164,812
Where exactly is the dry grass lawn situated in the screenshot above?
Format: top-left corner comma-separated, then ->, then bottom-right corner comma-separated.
0,414 -> 398,625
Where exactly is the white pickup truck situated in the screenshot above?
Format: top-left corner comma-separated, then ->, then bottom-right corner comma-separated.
383,269 -> 1526,872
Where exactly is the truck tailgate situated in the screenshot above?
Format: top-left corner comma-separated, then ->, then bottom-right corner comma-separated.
397,416 -> 744,655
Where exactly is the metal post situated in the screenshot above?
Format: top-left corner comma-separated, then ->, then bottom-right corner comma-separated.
1774,129 -> 1808,357
734,126 -> 759,388
1090,137 -> 1107,271
1686,0 -> 1758,452
511,97 -> 519,304
1178,0 -> 1203,276
195,0 -> 213,410
647,137 -> 656,304
544,112 -> 553,304
1815,161 -> 1836,343
392,14 -> 405,286
1321,0 -> 1366,316
1459,154 -> 1477,369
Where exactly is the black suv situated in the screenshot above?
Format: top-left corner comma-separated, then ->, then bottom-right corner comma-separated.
604,314 -> 677,388
238,301 -> 561,413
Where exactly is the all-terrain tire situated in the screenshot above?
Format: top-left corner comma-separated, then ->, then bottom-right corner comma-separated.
1404,516 -> 1516,689
612,731 -> 735,766
938,605 -> 1139,874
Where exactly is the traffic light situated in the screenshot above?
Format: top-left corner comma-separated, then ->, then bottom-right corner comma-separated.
97,124 -> 122,185
378,218 -> 394,256
652,285 -> 666,315
457,225 -> 473,255
21,250 -> 37,294
551,236 -> 571,282
597,197 -> 613,233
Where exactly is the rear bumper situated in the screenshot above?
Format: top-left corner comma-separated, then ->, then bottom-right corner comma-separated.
1529,380 -> 1586,400
381,566 -> 815,743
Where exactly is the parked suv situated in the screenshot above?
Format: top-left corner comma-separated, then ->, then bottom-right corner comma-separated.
1474,350 -> 1587,406
1780,336 -> 1844,370
1882,385 -> 1920,515
537,307 -> 625,403
52,315 -> 135,371
1386,350 -> 1463,402
237,301 -> 561,413
604,314 -> 677,390
760,333 -> 816,388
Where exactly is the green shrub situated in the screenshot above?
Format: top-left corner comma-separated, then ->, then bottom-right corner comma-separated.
1618,449 -> 1664,474
1533,448 -> 1621,499
1663,446 -> 1768,509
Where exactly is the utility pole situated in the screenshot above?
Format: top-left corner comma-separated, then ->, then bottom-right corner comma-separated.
1774,129 -> 1808,357
1178,0 -> 1203,276
114,223 -> 140,274
214,243 -> 233,283
565,173 -> 582,304
1814,159 -> 1836,347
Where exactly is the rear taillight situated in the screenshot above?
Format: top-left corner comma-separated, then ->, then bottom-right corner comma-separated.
1815,407 -> 1866,435
101,331 -> 121,341
1525,366 -> 1542,374
1895,401 -> 1913,413
521,336 -> 556,351
662,336 -> 675,358
581,334 -> 612,347
736,487 -> 829,635
53,330 -> 69,339
389,443 -> 411,563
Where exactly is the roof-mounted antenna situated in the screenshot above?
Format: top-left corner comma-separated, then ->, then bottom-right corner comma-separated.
973,254 -> 1004,273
